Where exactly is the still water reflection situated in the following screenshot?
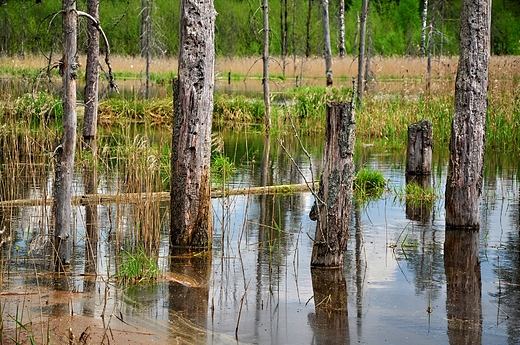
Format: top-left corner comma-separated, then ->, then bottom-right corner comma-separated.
1,132 -> 519,344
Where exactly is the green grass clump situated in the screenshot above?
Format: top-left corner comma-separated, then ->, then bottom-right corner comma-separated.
396,181 -> 438,207
211,153 -> 235,186
115,246 -> 159,284
354,168 -> 387,201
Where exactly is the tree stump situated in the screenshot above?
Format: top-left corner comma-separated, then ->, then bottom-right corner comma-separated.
310,101 -> 355,267
406,119 -> 433,176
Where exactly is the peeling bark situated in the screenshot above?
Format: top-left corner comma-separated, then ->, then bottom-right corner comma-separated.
310,101 -> 356,267
445,0 -> 490,228
170,0 -> 216,249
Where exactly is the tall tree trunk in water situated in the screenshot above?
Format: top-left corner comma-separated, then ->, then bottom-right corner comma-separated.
420,0 -> 428,57
357,0 -> 368,106
339,0 -> 346,58
84,0 -> 100,147
310,100 -> 356,267
321,0 -> 333,86
54,0 -> 78,270
445,0 -> 490,228
170,0 -> 216,250
263,0 -> 271,132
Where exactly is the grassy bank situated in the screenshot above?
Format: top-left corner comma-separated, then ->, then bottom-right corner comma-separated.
1,56 -> 519,151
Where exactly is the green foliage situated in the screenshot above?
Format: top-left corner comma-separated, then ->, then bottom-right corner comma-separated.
211,153 -> 235,186
115,246 -> 159,284
1,0 -> 518,58
354,167 -> 387,202
395,181 -> 438,207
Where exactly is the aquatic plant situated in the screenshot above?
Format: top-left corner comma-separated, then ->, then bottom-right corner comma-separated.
395,181 -> 438,207
115,246 -> 159,283
354,167 -> 387,201
211,153 -> 235,186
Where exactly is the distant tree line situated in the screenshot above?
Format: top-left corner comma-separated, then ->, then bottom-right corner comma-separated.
0,0 -> 518,58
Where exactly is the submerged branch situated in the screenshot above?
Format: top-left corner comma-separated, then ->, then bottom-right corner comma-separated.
0,182 -> 318,208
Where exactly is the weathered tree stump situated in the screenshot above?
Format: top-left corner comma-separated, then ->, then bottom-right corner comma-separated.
406,119 -> 433,176
310,101 -> 355,267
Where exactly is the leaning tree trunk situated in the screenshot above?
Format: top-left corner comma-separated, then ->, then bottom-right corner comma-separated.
83,0 -> 100,147
321,0 -> 333,86
170,0 -> 216,250
54,0 -> 78,270
310,100 -> 356,267
445,0 -> 491,228
262,0 -> 271,132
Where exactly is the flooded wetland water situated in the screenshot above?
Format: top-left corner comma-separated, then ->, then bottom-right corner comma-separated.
1,55 -> 520,344
1,130 -> 519,345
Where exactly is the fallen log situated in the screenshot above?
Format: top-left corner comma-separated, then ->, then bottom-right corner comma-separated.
0,182 -> 318,208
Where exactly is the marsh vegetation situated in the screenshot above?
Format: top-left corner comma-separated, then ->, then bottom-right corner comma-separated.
0,55 -> 519,344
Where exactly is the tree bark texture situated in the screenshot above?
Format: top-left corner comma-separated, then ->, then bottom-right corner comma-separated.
310,101 -> 356,267
262,0 -> 271,132
170,0 -> 216,249
406,119 -> 433,175
420,0 -> 428,57
444,228 -> 482,344
54,0 -> 78,269
321,0 -> 333,86
445,0 -> 490,228
83,0 -> 100,142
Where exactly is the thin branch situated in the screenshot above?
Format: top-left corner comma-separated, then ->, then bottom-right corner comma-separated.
77,10 -> 119,93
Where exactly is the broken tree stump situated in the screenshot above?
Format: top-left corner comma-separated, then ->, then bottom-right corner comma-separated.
310,100 -> 356,267
406,119 -> 433,176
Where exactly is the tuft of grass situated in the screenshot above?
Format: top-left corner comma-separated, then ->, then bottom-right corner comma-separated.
211,153 -> 235,186
115,246 -> 159,284
399,181 -> 438,207
354,168 -> 387,202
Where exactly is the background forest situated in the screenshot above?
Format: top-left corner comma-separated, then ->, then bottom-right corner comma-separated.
0,0 -> 519,59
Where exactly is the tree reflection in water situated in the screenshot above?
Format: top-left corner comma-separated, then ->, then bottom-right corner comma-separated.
444,228 -> 482,345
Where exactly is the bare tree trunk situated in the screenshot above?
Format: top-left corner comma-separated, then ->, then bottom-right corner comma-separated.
305,0 -> 313,58
338,0 -> 346,58
321,0 -> 333,86
54,0 -> 78,270
357,0 -> 368,106
445,0 -> 491,228
310,101 -> 356,267
352,11 -> 359,57
142,0 -> 152,99
280,0 -> 288,76
170,0 -> 216,249
420,0 -> 428,57
263,0 -> 271,132
83,0 -> 100,145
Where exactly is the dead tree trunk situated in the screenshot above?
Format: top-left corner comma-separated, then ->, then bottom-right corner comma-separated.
262,0 -> 271,132
83,0 -> 100,146
310,100 -> 356,267
53,0 -> 78,269
321,0 -> 333,86
338,0 -> 346,58
420,0 -> 428,57
445,0 -> 490,228
406,119 -> 433,176
357,0 -> 368,106
170,0 -> 216,250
